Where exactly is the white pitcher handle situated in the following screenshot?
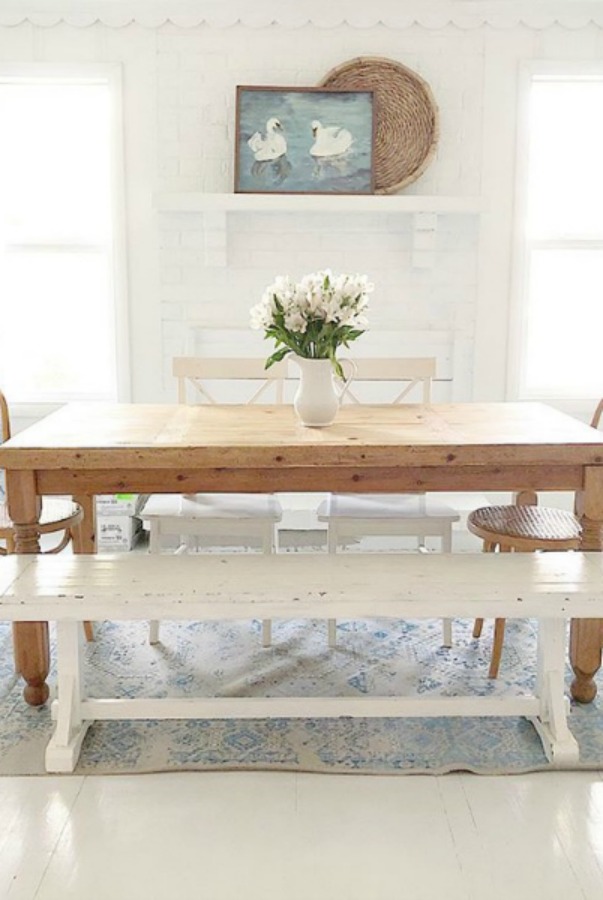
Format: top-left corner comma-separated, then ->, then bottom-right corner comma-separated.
336,358 -> 357,404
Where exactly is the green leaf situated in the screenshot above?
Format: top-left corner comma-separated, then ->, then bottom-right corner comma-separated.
328,347 -> 344,379
265,346 -> 292,369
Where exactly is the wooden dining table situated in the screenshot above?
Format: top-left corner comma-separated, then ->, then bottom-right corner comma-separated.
2,400 -> 603,708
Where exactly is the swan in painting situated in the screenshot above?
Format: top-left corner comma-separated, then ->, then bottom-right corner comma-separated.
310,120 -> 353,158
247,117 -> 287,161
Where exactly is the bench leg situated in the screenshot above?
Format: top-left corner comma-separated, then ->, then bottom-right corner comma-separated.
530,619 -> 579,765
45,620 -> 92,773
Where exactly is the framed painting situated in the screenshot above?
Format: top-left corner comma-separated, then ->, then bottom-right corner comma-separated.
235,86 -> 375,195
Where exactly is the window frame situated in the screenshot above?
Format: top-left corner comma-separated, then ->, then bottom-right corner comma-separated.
508,60 -> 603,404
0,62 -> 131,412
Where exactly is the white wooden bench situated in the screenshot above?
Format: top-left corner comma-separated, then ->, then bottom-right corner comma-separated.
2,551 -> 603,773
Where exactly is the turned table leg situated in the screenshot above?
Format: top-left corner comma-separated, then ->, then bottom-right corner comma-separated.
7,471 -> 50,706
571,469 -> 603,703
570,616 -> 603,704
12,621 -> 50,706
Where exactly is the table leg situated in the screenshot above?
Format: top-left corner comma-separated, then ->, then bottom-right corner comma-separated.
7,471 -> 50,706
570,618 -> 603,704
571,467 -> 603,703
12,621 -> 50,706
72,494 -> 96,554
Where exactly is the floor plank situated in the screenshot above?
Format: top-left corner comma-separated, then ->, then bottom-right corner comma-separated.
453,771 -> 603,900
0,776 -> 84,900
0,771 -> 598,900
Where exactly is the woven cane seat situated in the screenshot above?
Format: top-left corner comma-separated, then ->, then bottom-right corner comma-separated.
468,505 -> 582,551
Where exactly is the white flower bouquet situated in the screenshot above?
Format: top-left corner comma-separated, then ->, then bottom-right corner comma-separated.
250,269 -> 373,377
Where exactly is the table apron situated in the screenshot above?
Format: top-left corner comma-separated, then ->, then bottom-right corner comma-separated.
33,464 -> 588,495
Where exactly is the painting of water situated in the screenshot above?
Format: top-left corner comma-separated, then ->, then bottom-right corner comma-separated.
235,86 -> 375,194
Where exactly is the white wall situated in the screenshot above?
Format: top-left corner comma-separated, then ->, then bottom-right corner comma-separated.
1,6 -> 602,412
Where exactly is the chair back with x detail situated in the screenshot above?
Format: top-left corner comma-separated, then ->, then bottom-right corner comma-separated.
317,357 -> 460,649
173,356 -> 287,405
342,357 -> 436,405
141,357 -> 289,647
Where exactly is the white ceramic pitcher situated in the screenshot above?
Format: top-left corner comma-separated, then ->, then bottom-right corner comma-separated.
292,356 -> 356,427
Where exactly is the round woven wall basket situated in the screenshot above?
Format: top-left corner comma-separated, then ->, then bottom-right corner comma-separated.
319,57 -> 439,194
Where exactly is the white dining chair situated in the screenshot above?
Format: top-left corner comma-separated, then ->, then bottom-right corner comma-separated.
141,357 -> 288,647
316,358 -> 460,648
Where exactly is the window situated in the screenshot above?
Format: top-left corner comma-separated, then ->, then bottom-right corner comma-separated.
0,65 -> 128,403
511,63 -> 603,400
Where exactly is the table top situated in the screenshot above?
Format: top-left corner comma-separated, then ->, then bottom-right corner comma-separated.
1,401 -> 602,471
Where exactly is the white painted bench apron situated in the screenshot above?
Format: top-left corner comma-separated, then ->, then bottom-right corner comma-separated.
2,551 -> 603,773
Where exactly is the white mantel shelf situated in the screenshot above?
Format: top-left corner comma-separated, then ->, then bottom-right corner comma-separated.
154,192 -> 484,268
154,192 -> 485,214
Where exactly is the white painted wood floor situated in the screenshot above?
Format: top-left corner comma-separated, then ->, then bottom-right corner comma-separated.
1,770 -> 603,899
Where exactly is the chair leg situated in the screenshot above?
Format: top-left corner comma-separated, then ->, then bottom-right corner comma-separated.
418,542 -> 452,647
149,538 -> 188,643
261,620 -> 272,648
488,618 -> 506,679
260,527 -> 275,648
148,522 -> 162,644
441,526 -> 453,648
326,524 -> 338,648
68,519 -> 95,642
474,541 -> 509,677
327,619 -> 337,649
473,539 -> 496,654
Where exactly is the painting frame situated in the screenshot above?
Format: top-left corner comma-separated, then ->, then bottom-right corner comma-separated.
234,85 -> 376,196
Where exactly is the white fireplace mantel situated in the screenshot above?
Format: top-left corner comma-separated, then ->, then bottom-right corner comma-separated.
153,191 -> 485,268
153,192 -> 485,215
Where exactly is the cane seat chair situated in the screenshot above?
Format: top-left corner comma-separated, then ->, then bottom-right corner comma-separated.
316,358 -> 460,648
0,497 -> 84,556
467,399 -> 603,678
0,388 -> 85,663
140,357 -> 287,647
0,389 -> 83,557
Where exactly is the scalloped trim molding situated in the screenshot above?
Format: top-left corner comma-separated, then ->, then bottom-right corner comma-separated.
2,1 -> 603,30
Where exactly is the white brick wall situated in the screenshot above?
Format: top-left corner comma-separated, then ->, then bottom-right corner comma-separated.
151,22 -> 485,401
1,15 -> 602,407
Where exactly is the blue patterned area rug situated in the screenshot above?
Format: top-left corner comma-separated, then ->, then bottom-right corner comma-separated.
1,616 -> 602,776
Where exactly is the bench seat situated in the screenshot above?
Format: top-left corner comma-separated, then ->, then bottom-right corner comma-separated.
2,551 -> 603,772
